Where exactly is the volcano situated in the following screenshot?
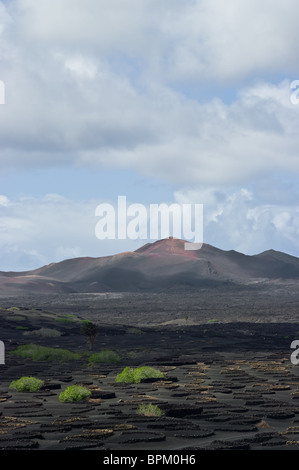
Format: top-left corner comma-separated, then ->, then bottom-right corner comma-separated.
1,238 -> 299,295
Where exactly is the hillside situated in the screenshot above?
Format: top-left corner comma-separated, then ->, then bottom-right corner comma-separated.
1,238 -> 299,295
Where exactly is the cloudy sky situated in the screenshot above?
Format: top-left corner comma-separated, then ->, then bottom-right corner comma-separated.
1,0 -> 299,271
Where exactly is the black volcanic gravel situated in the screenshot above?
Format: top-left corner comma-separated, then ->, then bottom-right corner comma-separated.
1,295 -> 299,452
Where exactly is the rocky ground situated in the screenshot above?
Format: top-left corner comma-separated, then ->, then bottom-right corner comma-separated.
1,289 -> 299,454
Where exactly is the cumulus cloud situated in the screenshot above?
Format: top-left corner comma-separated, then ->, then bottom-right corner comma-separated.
1,1 -> 299,267
0,0 -> 299,184
0,194 -> 93,270
174,187 -> 299,256
1,188 -> 299,272
0,194 -> 151,271
8,0 -> 299,81
1,59 -> 299,186
69,79 -> 299,187
162,0 -> 299,83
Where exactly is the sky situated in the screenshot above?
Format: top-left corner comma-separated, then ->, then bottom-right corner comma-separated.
1,0 -> 299,271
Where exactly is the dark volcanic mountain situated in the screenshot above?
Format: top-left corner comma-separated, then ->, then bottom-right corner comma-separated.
1,238 -> 299,295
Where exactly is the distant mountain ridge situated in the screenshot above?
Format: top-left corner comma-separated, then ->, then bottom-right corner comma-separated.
1,237 -> 299,295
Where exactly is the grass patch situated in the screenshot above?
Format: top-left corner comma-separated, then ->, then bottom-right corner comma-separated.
126,328 -> 144,335
9,315 -> 26,322
137,403 -> 164,417
89,349 -> 122,364
115,366 -> 164,384
55,314 -> 76,323
207,318 -> 219,323
23,328 -> 62,337
59,385 -> 91,403
9,376 -> 44,392
10,343 -> 82,362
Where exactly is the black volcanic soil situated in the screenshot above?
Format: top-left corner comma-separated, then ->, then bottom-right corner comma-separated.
1,287 -> 299,451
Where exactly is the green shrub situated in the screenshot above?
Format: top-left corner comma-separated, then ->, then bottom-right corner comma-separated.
56,314 -> 77,323
11,343 -> 82,362
59,385 -> 91,403
137,403 -> 164,417
80,321 -> 99,351
115,366 -> 164,384
89,349 -> 122,364
9,315 -> 26,322
9,376 -> 44,392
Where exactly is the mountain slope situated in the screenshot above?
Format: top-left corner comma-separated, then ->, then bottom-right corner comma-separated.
1,238 -> 299,294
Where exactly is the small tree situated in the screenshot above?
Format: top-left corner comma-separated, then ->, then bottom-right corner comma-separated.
80,321 -> 99,351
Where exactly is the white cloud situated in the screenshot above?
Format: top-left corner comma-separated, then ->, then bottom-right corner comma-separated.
0,195 -> 10,207
63,56 -> 98,81
77,79 -> 299,186
1,0 -> 299,187
10,0 -> 299,82
0,194 -> 147,271
175,187 -> 299,256
13,0 -> 155,57
0,194 -> 91,270
1,189 -> 299,272
1,0 -> 299,266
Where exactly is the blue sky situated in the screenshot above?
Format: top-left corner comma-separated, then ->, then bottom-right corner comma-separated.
1,0 -> 299,271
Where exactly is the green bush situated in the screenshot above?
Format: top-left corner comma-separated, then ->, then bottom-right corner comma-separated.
89,349 -> 122,364
59,385 -> 91,403
9,315 -> 26,322
9,376 -> 44,392
137,403 -> 164,417
80,321 -> 99,351
115,366 -> 164,384
11,343 -> 82,362
55,315 -> 75,323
